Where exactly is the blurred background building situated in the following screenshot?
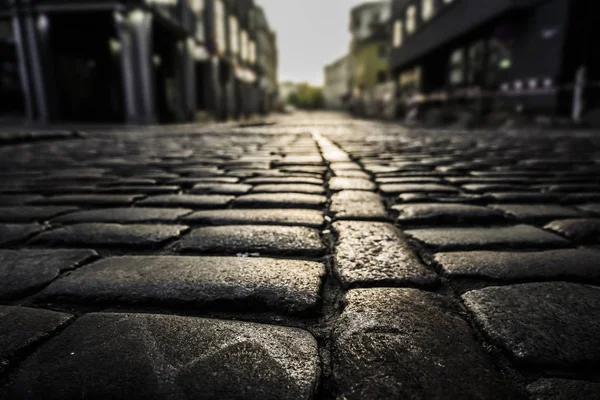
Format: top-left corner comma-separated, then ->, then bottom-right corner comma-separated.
323,55 -> 350,109
0,0 -> 279,124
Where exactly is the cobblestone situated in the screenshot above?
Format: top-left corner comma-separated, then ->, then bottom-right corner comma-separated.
0,223 -> 43,245
329,177 -> 376,191
41,256 -> 324,314
52,208 -> 192,224
526,378 -> 600,399
544,218 -> 600,243
137,194 -> 234,208
0,249 -> 97,299
333,221 -> 437,288
332,288 -> 520,399
394,203 -> 506,225
463,282 -> 600,368
1,313 -> 318,399
0,206 -> 77,222
490,204 -> 584,223
233,193 -> 327,208
251,184 -> 326,194
31,223 -> 188,247
30,194 -> 143,206
190,183 -> 252,194
330,190 -> 387,220
177,225 -> 325,256
182,208 -> 324,227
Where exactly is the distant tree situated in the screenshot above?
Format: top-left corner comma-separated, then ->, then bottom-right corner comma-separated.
287,83 -> 325,110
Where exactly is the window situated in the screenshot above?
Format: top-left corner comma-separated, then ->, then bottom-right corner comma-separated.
421,0 -> 435,21
449,48 -> 465,85
214,0 -> 226,54
240,30 -> 249,61
249,40 -> 256,64
405,5 -> 417,35
393,20 -> 403,48
229,16 -> 239,55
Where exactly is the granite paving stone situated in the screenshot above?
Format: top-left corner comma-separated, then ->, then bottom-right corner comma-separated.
380,183 -> 459,195
0,306 -> 72,373
328,177 -> 376,191
435,248 -> 600,281
332,288 -> 521,399
31,223 -> 188,247
394,203 -> 507,225
251,184 -> 325,195
190,183 -> 252,195
233,193 -> 327,209
0,206 -> 77,222
177,225 -> 325,256
136,194 -> 234,208
0,223 -> 43,245
244,176 -> 323,185
182,208 -> 324,227
333,221 -> 437,287
462,282 -> 600,368
544,218 -> 600,242
490,204 -> 584,222
52,208 -> 192,224
1,313 -> 319,399
526,378 -> 600,400
42,256 -> 324,314
406,224 -> 569,250
30,194 -> 144,206
575,203 -> 600,214
0,249 -> 97,299
330,190 -> 387,220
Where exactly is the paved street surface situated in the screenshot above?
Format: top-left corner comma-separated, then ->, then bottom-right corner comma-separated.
1,112 -> 600,399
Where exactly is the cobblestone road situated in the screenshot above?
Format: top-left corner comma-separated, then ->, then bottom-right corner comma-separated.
1,113 -> 600,399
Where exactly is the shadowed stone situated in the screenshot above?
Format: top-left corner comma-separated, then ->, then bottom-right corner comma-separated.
0,306 -> 72,373
544,219 -> 600,243
182,209 -> 324,227
333,288 -> 521,399
137,195 -> 234,208
333,221 -> 437,288
190,183 -> 252,195
0,206 -> 77,222
462,282 -> 600,368
233,193 -> 326,209
252,184 -> 325,195
1,313 -> 319,399
394,203 -> 506,224
0,249 -> 97,299
31,194 -> 143,206
53,208 -> 192,224
41,256 -> 324,314
527,378 -> 600,400
177,225 -> 325,256
0,223 -> 43,245
435,249 -> 600,281
380,183 -> 459,195
490,204 -> 584,222
406,225 -> 569,250
31,224 -> 188,247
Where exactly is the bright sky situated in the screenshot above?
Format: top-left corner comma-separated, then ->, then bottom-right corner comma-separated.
257,0 -> 375,87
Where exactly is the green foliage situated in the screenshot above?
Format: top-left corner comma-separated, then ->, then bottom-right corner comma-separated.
287,83 -> 325,110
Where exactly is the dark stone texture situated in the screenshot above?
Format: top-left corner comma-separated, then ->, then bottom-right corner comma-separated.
0,306 -> 72,372
333,288 -> 521,399
252,184 -> 325,195
244,176 -> 323,185
136,194 -> 234,208
2,313 -> 318,399
490,204 -> 584,223
0,223 -> 43,245
462,282 -> 600,368
330,191 -> 387,220
31,223 -> 188,247
0,249 -> 97,299
544,219 -> 600,243
53,208 -> 192,224
233,193 -> 327,209
31,194 -> 143,206
435,249 -> 600,281
0,206 -> 77,222
182,209 -> 324,227
526,378 -> 600,400
394,203 -> 506,224
406,225 -> 569,250
380,183 -> 459,195
333,221 -> 437,288
190,183 -> 252,195
177,225 -> 325,256
42,256 -> 325,314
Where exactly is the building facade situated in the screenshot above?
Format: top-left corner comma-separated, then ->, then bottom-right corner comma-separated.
323,55 -> 350,109
389,0 -> 598,118
0,0 -> 278,124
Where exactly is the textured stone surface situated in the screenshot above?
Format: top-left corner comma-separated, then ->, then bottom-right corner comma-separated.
233,193 -> 327,208
137,194 -> 234,208
182,209 -> 324,227
490,204 -> 584,222
0,306 -> 72,372
380,183 -> 459,195
177,225 -> 325,256
53,208 -> 192,224
252,184 -> 325,194
42,256 -> 325,314
544,219 -> 600,242
435,249 -> 600,281
526,378 -> 600,400
332,288 -> 520,399
407,225 -> 569,250
0,223 -> 43,245
31,194 -> 143,206
462,282 -> 600,367
333,221 -> 437,287
2,313 -> 319,400
31,223 -> 188,247
0,249 -> 97,299
394,203 -> 506,224
330,190 -> 387,220
190,183 -> 252,195
0,206 -> 77,222
329,177 -> 376,191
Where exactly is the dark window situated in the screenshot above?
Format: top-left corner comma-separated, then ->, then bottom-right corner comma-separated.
467,40 -> 485,86
377,70 -> 388,83
448,48 -> 465,86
